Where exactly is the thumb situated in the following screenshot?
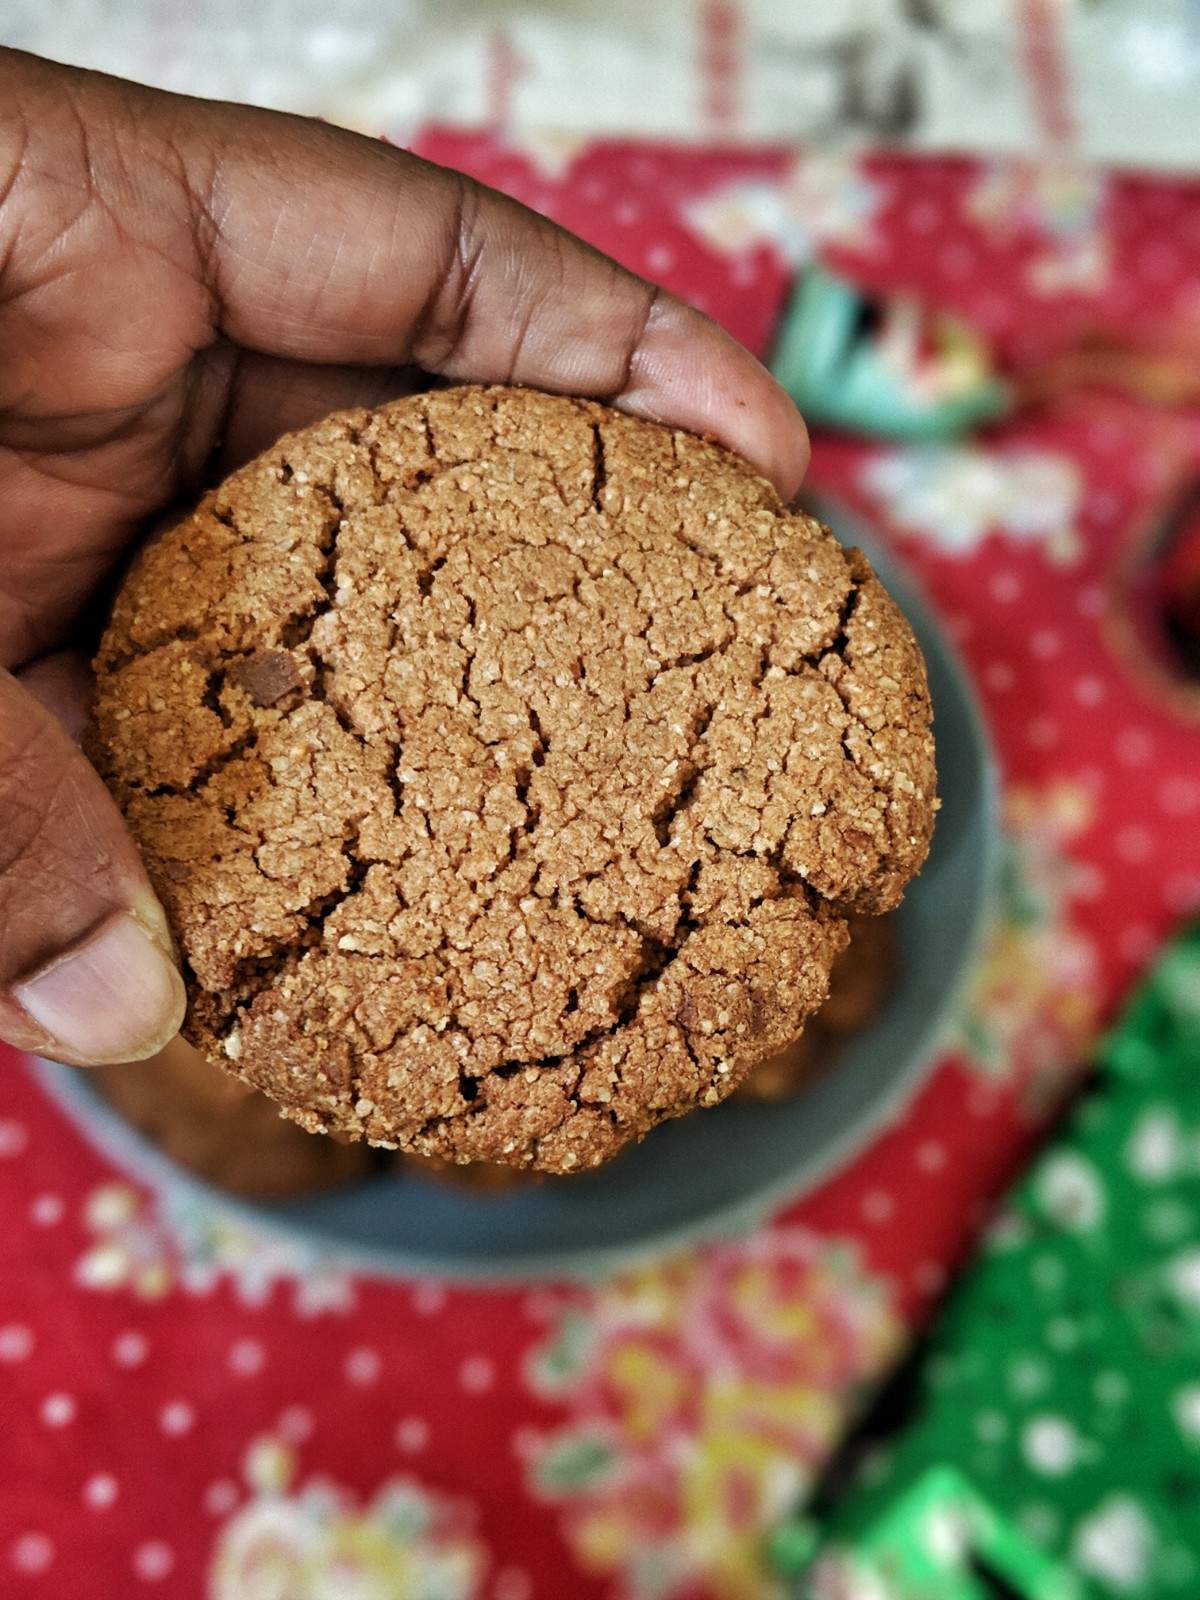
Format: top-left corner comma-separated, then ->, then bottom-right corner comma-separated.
0,667 -> 185,1065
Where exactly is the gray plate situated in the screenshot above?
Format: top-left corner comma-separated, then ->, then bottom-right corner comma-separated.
36,503 -> 998,1283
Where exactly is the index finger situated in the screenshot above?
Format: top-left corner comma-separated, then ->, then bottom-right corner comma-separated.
171,99 -> 809,498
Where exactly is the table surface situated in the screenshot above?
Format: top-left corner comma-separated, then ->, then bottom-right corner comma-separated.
2,133 -> 1200,1600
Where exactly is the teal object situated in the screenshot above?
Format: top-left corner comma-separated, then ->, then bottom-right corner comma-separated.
772,265 -> 1010,443
35,514 -> 997,1282
782,923 -> 1200,1598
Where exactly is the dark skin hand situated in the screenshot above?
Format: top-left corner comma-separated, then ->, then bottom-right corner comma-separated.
0,47 -> 809,1068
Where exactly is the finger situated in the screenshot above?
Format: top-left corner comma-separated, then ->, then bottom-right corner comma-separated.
18,649 -> 92,740
0,669 -> 185,1065
168,95 -> 809,497
214,354 -> 425,475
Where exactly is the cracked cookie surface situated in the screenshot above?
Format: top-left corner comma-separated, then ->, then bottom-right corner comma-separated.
87,385 -> 936,1173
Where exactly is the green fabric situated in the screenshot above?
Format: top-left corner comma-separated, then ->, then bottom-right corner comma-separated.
789,923 -> 1200,1598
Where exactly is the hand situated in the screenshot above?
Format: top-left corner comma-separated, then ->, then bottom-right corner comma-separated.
0,48 -> 809,1068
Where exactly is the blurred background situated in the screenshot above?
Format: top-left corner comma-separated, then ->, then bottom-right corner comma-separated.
3,5 -> 1200,1600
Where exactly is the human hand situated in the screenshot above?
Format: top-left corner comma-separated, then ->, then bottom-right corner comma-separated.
0,47 -> 809,1067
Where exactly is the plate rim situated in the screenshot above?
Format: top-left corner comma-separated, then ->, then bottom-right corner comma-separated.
33,498 -> 1000,1284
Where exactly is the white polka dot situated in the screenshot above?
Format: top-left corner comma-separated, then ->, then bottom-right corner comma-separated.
1074,676 -> 1105,708
112,1332 -> 148,1369
1119,925 -> 1157,964
396,1416 -> 430,1453
1031,1254 -> 1066,1292
1117,728 -> 1153,766
581,179 -> 605,204
277,1405 -> 313,1444
614,200 -> 640,225
10,1533 -> 53,1574
1077,583 -> 1106,618
413,1282 -> 446,1315
1031,628 -> 1062,660
990,572 -> 1022,604
1046,1315 -> 1081,1351
1095,1371 -> 1130,1407
861,1189 -> 895,1225
646,244 -> 675,275
159,1401 -> 194,1437
917,1140 -> 947,1173
1022,1415 -> 1082,1476
0,1324 -> 34,1363
1010,1357 -> 1050,1399
40,1393 -> 76,1428
1027,716 -> 1060,750
204,1480 -> 238,1517
228,1338 -> 265,1377
1161,777 -> 1200,816
1116,826 -> 1153,864
975,1409 -> 1008,1444
1166,874 -> 1200,915
914,1261 -> 947,1295
459,1355 -> 495,1394
0,1120 -> 29,1159
345,1347 -> 382,1385
83,1474 -> 118,1510
29,1193 -> 64,1227
730,257 -> 758,287
985,662 -> 1015,692
495,1569 -> 534,1600
133,1541 -> 174,1582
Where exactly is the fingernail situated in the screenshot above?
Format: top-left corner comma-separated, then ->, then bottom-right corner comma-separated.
12,911 -> 186,1065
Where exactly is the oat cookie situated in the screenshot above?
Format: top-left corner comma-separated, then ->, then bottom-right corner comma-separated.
91,1038 -> 375,1198
88,385 -> 936,1172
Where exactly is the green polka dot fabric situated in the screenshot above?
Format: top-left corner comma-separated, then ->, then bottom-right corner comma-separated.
796,923 -> 1200,1598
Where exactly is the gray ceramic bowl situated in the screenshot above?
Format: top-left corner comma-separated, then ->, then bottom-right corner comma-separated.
37,502 -> 997,1282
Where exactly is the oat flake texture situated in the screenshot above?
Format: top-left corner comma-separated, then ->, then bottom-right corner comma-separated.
87,386 -> 936,1172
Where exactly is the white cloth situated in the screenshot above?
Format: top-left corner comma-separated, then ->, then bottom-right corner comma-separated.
4,0 -> 1200,171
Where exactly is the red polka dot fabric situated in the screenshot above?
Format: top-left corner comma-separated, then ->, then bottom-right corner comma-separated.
2,135 -> 1199,1599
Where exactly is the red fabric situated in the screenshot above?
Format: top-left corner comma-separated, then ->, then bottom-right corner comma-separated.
2,137 -> 1200,1600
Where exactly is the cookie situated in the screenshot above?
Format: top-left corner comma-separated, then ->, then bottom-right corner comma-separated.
91,1037 -> 376,1197
734,913 -> 898,1102
88,385 -> 936,1173
401,1150 -> 536,1194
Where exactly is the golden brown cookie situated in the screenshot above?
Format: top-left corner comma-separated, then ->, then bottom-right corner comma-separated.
91,1038 -> 376,1198
88,385 -> 936,1173
735,914 -> 898,1102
